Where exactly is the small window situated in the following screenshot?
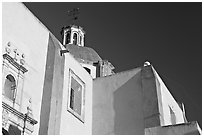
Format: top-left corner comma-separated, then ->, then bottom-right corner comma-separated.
67,70 -> 85,122
4,74 -> 16,101
73,33 -> 78,45
83,67 -> 91,74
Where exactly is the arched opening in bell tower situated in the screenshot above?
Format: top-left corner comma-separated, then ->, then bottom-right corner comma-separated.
66,31 -> 71,44
61,25 -> 85,47
73,33 -> 78,45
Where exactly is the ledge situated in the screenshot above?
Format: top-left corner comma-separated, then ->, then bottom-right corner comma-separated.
145,121 -> 201,135
3,54 -> 28,73
2,101 -> 37,125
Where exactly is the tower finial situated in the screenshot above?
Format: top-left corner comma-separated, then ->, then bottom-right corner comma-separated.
67,8 -> 80,25
144,61 -> 151,67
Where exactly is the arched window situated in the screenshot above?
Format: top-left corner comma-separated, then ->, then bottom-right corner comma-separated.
73,33 -> 78,45
66,32 -> 71,44
8,125 -> 21,135
4,74 -> 16,101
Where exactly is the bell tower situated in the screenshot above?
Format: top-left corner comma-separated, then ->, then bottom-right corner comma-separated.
60,8 -> 114,79
61,25 -> 85,47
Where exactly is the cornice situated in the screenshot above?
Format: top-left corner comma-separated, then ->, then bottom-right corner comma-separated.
3,54 -> 28,73
2,102 -> 37,125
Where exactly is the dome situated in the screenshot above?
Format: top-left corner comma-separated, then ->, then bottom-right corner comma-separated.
66,44 -> 102,62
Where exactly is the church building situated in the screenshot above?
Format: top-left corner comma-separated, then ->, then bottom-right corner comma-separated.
2,2 -> 201,135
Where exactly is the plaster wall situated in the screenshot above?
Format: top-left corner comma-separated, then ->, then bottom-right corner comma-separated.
113,70 -> 144,134
59,53 -> 93,135
93,68 -> 145,134
152,67 -> 185,126
2,2 -> 49,134
141,66 -> 161,128
92,66 -> 170,134
39,34 -> 65,135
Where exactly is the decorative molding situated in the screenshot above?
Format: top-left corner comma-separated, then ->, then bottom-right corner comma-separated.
2,101 -> 38,125
3,54 -> 28,73
2,109 -> 9,128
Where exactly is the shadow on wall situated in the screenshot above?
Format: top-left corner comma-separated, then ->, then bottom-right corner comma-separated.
93,65 -> 162,135
113,71 -> 144,135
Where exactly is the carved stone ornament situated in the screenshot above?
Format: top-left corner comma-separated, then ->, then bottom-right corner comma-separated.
3,42 -> 28,73
27,98 -> 33,118
5,42 -> 26,66
2,108 -> 9,128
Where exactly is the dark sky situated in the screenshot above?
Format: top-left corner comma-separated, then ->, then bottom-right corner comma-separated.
24,2 -> 202,128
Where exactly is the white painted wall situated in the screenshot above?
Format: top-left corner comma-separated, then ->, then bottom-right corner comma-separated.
2,2 -> 50,134
60,53 -> 93,135
152,67 -> 185,126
